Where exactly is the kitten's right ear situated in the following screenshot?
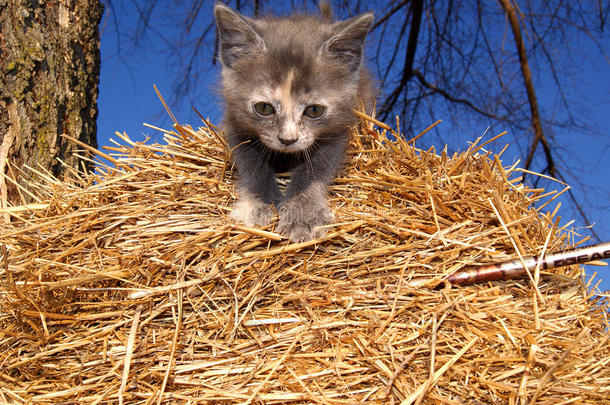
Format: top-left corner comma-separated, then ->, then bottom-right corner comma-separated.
214,3 -> 265,69
319,12 -> 374,74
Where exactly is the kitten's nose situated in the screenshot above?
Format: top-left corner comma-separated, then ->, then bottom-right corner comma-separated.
279,136 -> 298,146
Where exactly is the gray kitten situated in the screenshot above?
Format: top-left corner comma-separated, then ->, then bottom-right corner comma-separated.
214,2 -> 374,242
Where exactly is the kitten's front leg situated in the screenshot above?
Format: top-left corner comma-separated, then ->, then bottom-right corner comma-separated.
278,181 -> 333,242
229,144 -> 281,227
278,138 -> 346,242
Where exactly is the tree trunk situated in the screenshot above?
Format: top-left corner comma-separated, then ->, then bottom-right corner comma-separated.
0,0 -> 103,206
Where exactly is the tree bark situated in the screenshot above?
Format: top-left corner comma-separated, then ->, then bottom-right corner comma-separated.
0,0 -> 103,206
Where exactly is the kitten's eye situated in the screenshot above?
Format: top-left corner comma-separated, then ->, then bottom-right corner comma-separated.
253,102 -> 275,116
303,104 -> 326,119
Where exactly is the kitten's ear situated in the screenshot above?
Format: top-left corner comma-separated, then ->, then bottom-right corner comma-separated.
214,3 -> 265,68
319,12 -> 374,73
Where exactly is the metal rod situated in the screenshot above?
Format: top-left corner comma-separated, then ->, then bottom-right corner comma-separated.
407,242 -> 610,288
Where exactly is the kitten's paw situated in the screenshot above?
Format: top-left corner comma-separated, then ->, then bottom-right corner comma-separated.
277,201 -> 333,242
230,197 -> 274,227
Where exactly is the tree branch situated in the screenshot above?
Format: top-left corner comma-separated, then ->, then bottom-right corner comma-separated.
380,0 -> 423,119
411,69 -> 508,122
370,0 -> 410,32
498,0 -> 556,177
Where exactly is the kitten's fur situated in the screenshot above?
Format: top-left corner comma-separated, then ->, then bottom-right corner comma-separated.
215,2 -> 374,242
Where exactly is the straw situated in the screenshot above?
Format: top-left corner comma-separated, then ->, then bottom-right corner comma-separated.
0,111 -> 608,404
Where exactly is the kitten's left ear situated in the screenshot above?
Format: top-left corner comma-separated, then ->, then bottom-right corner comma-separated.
319,12 -> 374,73
215,3 -> 266,69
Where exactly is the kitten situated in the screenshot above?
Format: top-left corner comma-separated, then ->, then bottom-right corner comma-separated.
214,2 -> 374,242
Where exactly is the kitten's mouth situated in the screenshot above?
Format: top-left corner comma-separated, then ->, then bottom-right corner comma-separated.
275,145 -> 307,153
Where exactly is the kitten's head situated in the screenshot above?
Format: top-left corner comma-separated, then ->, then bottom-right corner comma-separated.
215,3 -> 373,153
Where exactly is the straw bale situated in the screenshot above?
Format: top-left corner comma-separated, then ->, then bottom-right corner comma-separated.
0,115 -> 608,404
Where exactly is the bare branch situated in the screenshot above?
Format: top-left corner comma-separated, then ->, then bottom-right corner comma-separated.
379,0 -> 424,119
499,0 -> 555,177
411,70 -> 508,122
370,0 -> 410,31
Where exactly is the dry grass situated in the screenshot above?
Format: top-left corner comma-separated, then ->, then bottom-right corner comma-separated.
0,114 -> 608,404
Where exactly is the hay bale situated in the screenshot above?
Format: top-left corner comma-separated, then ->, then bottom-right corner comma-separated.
0,115 -> 608,404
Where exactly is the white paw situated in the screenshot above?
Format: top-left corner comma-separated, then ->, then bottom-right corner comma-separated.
229,197 -> 274,227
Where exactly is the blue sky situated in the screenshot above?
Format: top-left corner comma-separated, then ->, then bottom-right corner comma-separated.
96,2 -> 609,292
